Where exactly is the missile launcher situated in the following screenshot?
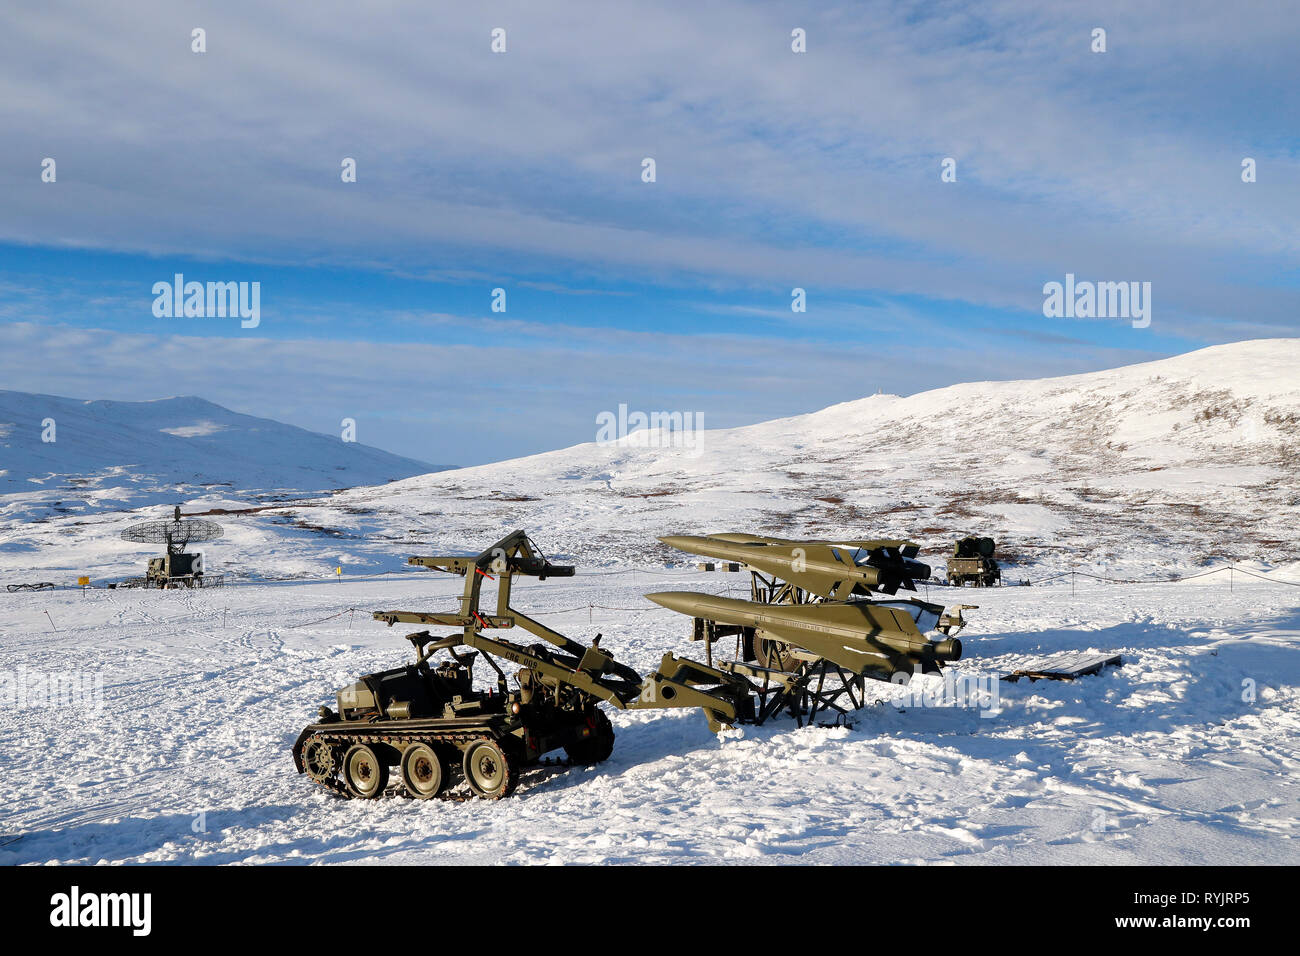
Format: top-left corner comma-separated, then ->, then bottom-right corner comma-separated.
653,533 -> 976,722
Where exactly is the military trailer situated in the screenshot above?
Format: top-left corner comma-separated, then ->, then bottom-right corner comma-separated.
947,536 -> 1000,587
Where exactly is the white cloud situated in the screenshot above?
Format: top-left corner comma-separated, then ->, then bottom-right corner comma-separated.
0,1 -> 1296,329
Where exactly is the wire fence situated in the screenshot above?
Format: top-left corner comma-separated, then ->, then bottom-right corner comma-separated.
1017,564 -> 1300,588
1,564 -> 706,595
7,558 -> 1298,635
283,607 -> 362,629
8,560 -> 1300,598
282,563 -> 1300,629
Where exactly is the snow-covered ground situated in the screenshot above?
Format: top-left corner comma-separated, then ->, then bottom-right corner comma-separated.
1,339 -> 1297,864
0,571 -> 1296,864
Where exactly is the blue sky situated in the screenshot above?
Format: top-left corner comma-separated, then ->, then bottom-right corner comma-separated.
1,1 -> 1297,464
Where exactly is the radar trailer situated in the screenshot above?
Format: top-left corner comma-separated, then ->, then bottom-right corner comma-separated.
120,506 -> 224,589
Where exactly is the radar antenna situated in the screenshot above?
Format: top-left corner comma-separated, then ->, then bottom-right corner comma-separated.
121,505 -> 224,556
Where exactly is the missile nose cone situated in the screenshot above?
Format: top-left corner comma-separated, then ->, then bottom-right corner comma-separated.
658,535 -> 697,550
644,591 -> 700,614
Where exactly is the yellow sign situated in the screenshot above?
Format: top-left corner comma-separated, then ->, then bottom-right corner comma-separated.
77,576 -> 90,587
335,567 -> 342,576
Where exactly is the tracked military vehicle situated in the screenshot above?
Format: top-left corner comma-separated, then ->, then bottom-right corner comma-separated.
293,530 -> 753,800
947,536 -> 1000,587
293,628 -> 618,800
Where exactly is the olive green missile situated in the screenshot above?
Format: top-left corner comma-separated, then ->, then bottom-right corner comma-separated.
645,590 -> 961,681
659,533 -> 931,598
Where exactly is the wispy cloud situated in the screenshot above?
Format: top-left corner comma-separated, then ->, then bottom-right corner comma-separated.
0,1 -> 1295,460
1,1 -> 1296,323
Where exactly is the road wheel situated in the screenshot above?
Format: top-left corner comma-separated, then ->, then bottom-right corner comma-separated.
754,635 -> 800,671
462,738 -> 517,799
401,743 -> 445,800
565,709 -> 615,764
343,743 -> 388,799
302,738 -> 338,784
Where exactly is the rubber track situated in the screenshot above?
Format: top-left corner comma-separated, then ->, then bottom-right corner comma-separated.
299,729 -> 515,802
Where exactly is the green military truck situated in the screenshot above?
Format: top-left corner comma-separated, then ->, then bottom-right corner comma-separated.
947,536 -> 1000,587
145,551 -> 206,588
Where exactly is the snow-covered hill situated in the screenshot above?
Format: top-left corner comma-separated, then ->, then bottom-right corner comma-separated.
290,337 -> 1300,578
1,339 -> 1296,584
0,390 -> 441,525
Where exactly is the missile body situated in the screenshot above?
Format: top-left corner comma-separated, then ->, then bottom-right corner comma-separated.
646,590 -> 960,680
659,534 -> 931,597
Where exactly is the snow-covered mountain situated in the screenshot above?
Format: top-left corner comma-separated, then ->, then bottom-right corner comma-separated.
0,390 -> 441,524
1,339 -> 1296,582
301,337 -> 1300,577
